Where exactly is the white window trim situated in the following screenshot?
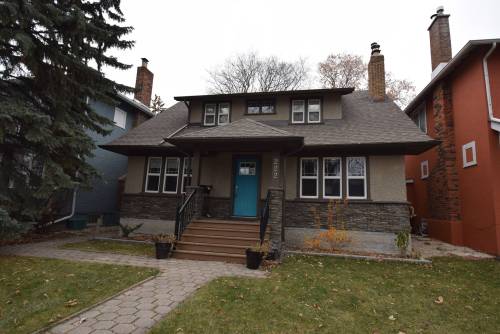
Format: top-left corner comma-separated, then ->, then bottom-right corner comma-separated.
347,156 -> 367,199
307,99 -> 321,124
323,157 -> 342,199
299,157 -> 319,199
163,157 -> 180,194
204,103 -> 216,126
145,157 -> 162,193
462,141 -> 477,168
181,157 -> 192,194
218,103 -> 230,125
291,100 -> 306,124
113,107 -> 127,129
420,160 -> 429,179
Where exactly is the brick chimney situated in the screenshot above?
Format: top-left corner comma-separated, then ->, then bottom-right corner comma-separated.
428,6 -> 452,71
368,42 -> 385,102
134,58 -> 154,106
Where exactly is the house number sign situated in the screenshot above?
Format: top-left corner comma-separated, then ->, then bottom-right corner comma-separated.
272,158 -> 280,179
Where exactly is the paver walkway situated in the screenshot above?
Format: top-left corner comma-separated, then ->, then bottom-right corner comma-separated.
0,238 -> 266,334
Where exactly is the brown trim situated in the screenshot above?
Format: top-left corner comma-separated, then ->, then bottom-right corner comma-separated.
289,97 -> 324,125
244,99 -> 277,115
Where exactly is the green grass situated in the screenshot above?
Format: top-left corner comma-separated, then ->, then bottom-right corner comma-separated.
151,256 -> 500,334
0,256 -> 158,334
60,239 -> 155,257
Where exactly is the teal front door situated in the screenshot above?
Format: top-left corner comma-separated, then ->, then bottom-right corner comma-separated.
233,158 -> 259,217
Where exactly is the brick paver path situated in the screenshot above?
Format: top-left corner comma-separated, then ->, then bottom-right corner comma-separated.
1,239 -> 266,334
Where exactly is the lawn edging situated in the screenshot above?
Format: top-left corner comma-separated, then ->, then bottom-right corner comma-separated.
32,272 -> 159,334
285,250 -> 432,264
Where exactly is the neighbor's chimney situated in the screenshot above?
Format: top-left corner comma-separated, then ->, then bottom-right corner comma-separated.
134,57 -> 154,106
368,42 -> 385,102
428,6 -> 452,71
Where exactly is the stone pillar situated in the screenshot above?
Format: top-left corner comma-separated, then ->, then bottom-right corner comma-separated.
270,152 -> 281,188
268,187 -> 284,254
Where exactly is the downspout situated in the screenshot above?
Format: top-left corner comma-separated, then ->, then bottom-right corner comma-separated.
483,42 -> 500,124
47,187 -> 78,226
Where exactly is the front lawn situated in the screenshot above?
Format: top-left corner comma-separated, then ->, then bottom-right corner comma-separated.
151,256 -> 500,334
60,239 -> 155,257
0,256 -> 158,334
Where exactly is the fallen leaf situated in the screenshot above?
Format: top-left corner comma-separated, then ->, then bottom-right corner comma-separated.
388,315 -> 396,321
65,299 -> 78,307
434,296 -> 444,304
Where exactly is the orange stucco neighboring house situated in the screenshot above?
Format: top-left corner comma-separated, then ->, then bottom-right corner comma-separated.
405,7 -> 500,256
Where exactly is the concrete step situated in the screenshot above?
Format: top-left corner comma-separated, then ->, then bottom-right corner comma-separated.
175,241 -> 248,255
184,226 -> 266,239
172,249 -> 246,264
181,233 -> 263,247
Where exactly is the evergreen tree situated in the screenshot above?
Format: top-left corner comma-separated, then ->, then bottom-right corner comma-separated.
0,0 -> 134,227
151,94 -> 166,115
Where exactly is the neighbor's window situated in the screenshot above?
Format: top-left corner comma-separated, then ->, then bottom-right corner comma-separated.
308,99 -> 321,123
323,157 -> 342,198
113,107 -> 127,129
204,104 -> 216,126
218,103 -> 230,125
246,101 -> 275,114
347,157 -> 366,199
292,100 -> 305,124
420,160 -> 429,179
145,157 -> 162,192
300,158 -> 318,198
163,157 -> 180,193
412,104 -> 427,134
181,157 -> 192,193
462,141 -> 477,168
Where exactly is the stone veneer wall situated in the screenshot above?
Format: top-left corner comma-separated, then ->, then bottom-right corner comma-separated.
205,198 -> 232,218
284,200 -> 410,233
121,194 -> 180,220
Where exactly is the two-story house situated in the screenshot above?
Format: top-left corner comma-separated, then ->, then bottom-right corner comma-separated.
102,44 -> 436,262
71,59 -> 154,224
405,8 -> 500,256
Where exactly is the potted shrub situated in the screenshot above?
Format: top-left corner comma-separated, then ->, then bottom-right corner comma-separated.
153,233 -> 175,259
245,242 -> 269,270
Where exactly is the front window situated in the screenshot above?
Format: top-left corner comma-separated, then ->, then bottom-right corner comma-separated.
181,157 -> 192,193
300,158 -> 318,198
347,157 -> 366,199
163,158 -> 180,193
145,157 -> 162,192
323,157 -> 342,198
292,100 -> 305,124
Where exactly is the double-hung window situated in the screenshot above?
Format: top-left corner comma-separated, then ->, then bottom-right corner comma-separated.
323,157 -> 342,198
308,99 -> 321,123
163,158 -> 180,193
145,157 -> 162,193
292,100 -> 305,124
181,157 -> 192,193
412,104 -> 427,134
204,102 -> 230,126
300,158 -> 319,198
113,107 -> 127,129
347,157 -> 367,199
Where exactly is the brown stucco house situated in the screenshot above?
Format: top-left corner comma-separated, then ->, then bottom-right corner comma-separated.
102,44 -> 437,262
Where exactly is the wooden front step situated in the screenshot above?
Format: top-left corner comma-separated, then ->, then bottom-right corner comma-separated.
184,226 -> 262,239
190,219 -> 259,230
173,250 -> 246,264
180,234 -> 261,246
175,241 -> 248,255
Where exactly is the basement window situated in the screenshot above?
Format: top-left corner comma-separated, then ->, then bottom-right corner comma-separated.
462,141 -> 477,168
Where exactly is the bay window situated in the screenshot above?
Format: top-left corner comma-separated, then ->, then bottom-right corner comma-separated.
300,158 -> 318,198
347,157 -> 367,199
163,157 -> 180,193
145,157 -> 162,193
323,157 -> 342,198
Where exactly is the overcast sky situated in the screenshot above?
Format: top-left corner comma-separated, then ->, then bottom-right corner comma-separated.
103,0 -> 500,106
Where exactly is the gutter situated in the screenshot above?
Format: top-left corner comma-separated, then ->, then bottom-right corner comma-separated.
483,42 -> 500,125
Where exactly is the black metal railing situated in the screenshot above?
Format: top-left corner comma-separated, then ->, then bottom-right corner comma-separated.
174,187 -> 198,240
260,190 -> 271,244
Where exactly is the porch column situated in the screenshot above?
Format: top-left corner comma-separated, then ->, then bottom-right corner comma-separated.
270,151 -> 282,188
268,151 -> 284,255
191,151 -> 201,186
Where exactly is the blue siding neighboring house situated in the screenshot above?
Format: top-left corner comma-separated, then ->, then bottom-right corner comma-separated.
75,96 -> 152,217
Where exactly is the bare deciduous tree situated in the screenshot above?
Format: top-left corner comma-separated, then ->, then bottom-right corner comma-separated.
318,53 -> 416,108
318,54 -> 367,89
208,52 -> 308,93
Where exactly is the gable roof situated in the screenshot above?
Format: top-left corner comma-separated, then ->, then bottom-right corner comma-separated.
405,39 -> 500,114
116,93 -> 154,117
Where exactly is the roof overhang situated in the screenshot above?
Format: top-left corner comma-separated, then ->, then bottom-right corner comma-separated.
99,144 -> 183,156
116,93 -> 154,117
298,140 -> 440,155
405,39 -> 500,115
174,88 -> 355,102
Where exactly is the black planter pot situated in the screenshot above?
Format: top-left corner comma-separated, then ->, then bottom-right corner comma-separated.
246,249 -> 264,270
155,242 -> 172,259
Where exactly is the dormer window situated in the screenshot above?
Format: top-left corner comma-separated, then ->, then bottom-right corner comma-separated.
291,98 -> 322,124
246,100 -> 275,115
204,102 -> 230,126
